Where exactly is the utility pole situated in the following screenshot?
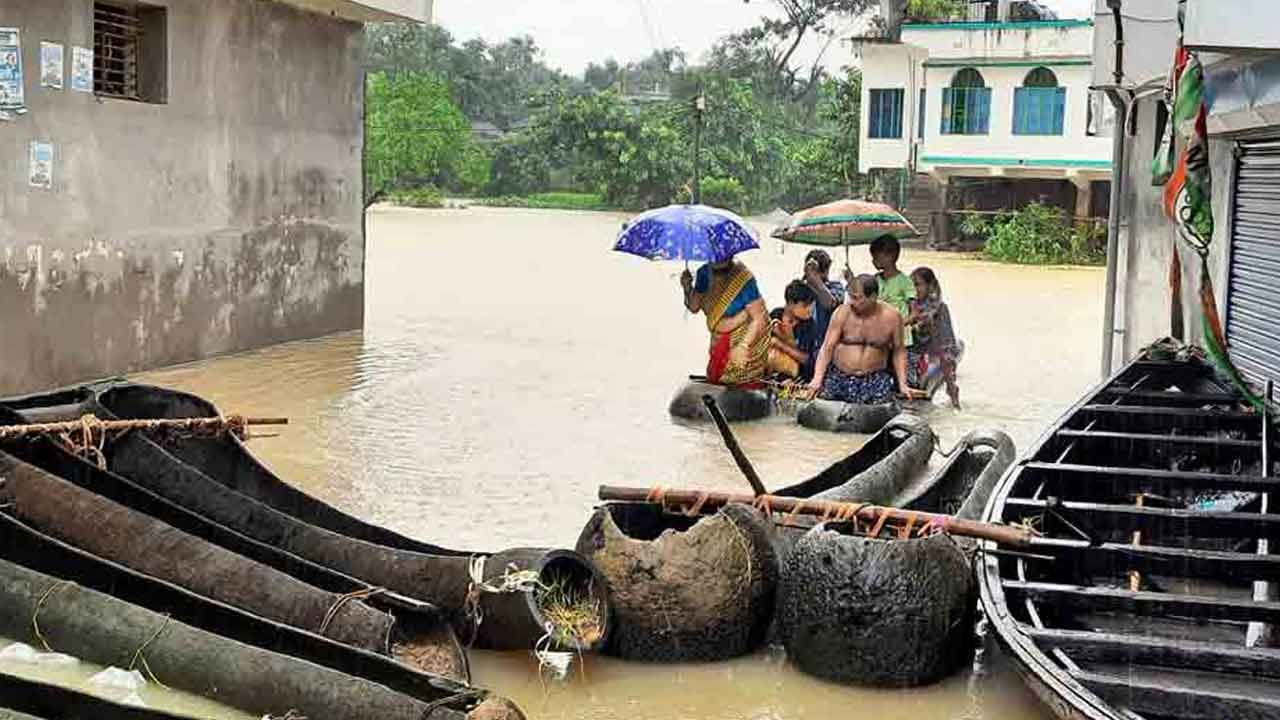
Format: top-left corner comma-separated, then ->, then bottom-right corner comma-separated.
692,90 -> 706,205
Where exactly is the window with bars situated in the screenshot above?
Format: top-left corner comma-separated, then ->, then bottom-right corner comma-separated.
941,69 -> 990,136
94,1 -> 167,103
868,89 -> 904,139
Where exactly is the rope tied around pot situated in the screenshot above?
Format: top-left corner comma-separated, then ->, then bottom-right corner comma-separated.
317,587 -> 387,637
128,614 -> 173,689
463,556 -> 543,646
31,580 -> 77,652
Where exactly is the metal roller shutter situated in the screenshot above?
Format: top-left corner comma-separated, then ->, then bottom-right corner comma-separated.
1228,139 -> 1280,393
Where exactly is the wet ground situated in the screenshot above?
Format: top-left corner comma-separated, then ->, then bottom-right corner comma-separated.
120,205 -> 1106,719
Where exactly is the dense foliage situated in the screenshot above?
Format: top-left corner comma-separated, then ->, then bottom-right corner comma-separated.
960,204 -> 1107,266
364,2 -> 869,212
364,72 -> 475,202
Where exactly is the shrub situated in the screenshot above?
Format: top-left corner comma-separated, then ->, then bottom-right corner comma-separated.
389,186 -> 445,209
977,203 -> 1106,266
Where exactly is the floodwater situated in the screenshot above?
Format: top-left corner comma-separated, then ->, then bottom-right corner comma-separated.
120,205 -> 1104,719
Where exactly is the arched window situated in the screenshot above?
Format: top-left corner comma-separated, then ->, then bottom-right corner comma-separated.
952,68 -> 987,88
1023,67 -> 1058,88
1014,66 -> 1066,135
941,67 -> 991,135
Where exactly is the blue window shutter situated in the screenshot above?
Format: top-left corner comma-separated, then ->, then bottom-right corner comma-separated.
868,89 -> 904,139
1014,87 -> 1065,135
941,88 -> 954,134
1053,87 -> 1066,134
974,88 -> 991,134
918,88 -> 926,139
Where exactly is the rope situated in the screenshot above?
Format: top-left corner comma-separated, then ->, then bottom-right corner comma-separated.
645,486 -> 667,506
868,508 -> 892,538
31,581 -> 76,652
783,500 -> 808,527
898,512 -> 919,540
463,556 -> 543,647
128,614 -> 172,690
682,492 -> 710,517
933,435 -> 968,459
418,690 -> 486,719
317,587 -> 387,637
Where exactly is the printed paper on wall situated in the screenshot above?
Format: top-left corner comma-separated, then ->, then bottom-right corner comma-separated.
40,41 -> 64,89
0,28 -> 24,115
71,46 -> 92,93
29,141 -> 53,190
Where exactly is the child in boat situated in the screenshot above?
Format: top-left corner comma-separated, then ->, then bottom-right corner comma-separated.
906,267 -> 961,409
767,280 -> 816,379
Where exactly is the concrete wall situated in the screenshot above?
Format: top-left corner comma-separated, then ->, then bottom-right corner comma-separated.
0,0 -> 365,394
857,43 -> 925,172
1108,94 -> 1232,370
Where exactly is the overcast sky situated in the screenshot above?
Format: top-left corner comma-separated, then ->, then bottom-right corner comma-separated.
434,0 -> 1095,76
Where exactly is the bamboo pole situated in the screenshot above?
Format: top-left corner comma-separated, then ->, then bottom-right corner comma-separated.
598,485 -> 1034,548
0,415 -> 288,441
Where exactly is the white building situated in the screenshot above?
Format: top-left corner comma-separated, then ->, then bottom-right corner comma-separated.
854,1 -> 1113,243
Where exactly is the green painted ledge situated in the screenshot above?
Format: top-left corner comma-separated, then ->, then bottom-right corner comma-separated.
921,155 -> 1113,169
903,19 -> 1093,32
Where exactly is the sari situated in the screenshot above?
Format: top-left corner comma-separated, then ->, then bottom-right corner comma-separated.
702,263 -> 771,387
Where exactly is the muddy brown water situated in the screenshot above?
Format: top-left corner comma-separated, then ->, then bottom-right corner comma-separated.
104,206 -> 1102,719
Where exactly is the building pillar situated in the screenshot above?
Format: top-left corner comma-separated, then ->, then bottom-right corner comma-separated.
1069,174 -> 1093,218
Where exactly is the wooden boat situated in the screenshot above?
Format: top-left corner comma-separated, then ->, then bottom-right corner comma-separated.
978,346 -> 1280,720
669,379 -> 772,422
776,427 -> 1017,686
0,673 -> 196,720
773,412 -> 935,503
1,383 -> 611,655
0,508 -> 493,712
574,413 -> 934,662
0,557 -> 515,720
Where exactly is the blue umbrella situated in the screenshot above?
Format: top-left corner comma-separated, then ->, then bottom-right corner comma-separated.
613,204 -> 760,266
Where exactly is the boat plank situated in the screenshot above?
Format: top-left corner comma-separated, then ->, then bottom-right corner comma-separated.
1027,625 -> 1280,678
1054,429 -> 1261,449
1005,498 -> 1280,540
1097,388 -> 1245,406
1027,539 -> 1280,583
1019,463 -> 1276,495
1073,667 -> 1280,720
1003,579 -> 1280,625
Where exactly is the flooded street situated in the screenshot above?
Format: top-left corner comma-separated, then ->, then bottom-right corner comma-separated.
135,206 -> 1105,720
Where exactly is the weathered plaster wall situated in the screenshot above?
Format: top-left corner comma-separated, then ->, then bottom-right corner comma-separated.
1110,94 -> 1230,369
0,0 -> 364,394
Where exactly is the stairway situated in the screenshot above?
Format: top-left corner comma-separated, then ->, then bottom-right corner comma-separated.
901,174 -> 942,245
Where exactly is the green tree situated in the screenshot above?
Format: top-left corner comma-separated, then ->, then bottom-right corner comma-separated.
364,71 -> 471,201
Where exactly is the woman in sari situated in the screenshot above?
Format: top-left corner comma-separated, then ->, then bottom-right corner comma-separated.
680,259 -> 771,387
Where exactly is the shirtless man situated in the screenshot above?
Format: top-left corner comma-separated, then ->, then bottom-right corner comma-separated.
807,274 -> 923,404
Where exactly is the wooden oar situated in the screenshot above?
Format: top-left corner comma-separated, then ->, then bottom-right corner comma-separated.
701,395 -> 768,496
598,485 -> 1035,548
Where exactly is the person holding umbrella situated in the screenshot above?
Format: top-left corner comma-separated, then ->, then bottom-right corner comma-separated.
613,204 -> 771,388
681,259 -> 771,387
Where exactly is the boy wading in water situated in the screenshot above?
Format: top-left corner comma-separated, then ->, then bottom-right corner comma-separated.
869,235 -> 914,347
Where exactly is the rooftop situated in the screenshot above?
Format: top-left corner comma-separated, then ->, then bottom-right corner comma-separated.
273,0 -> 432,23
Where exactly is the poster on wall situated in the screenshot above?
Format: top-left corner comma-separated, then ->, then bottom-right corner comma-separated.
71,46 -> 92,92
40,42 -> 64,89
29,141 -> 53,190
0,28 -> 24,118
